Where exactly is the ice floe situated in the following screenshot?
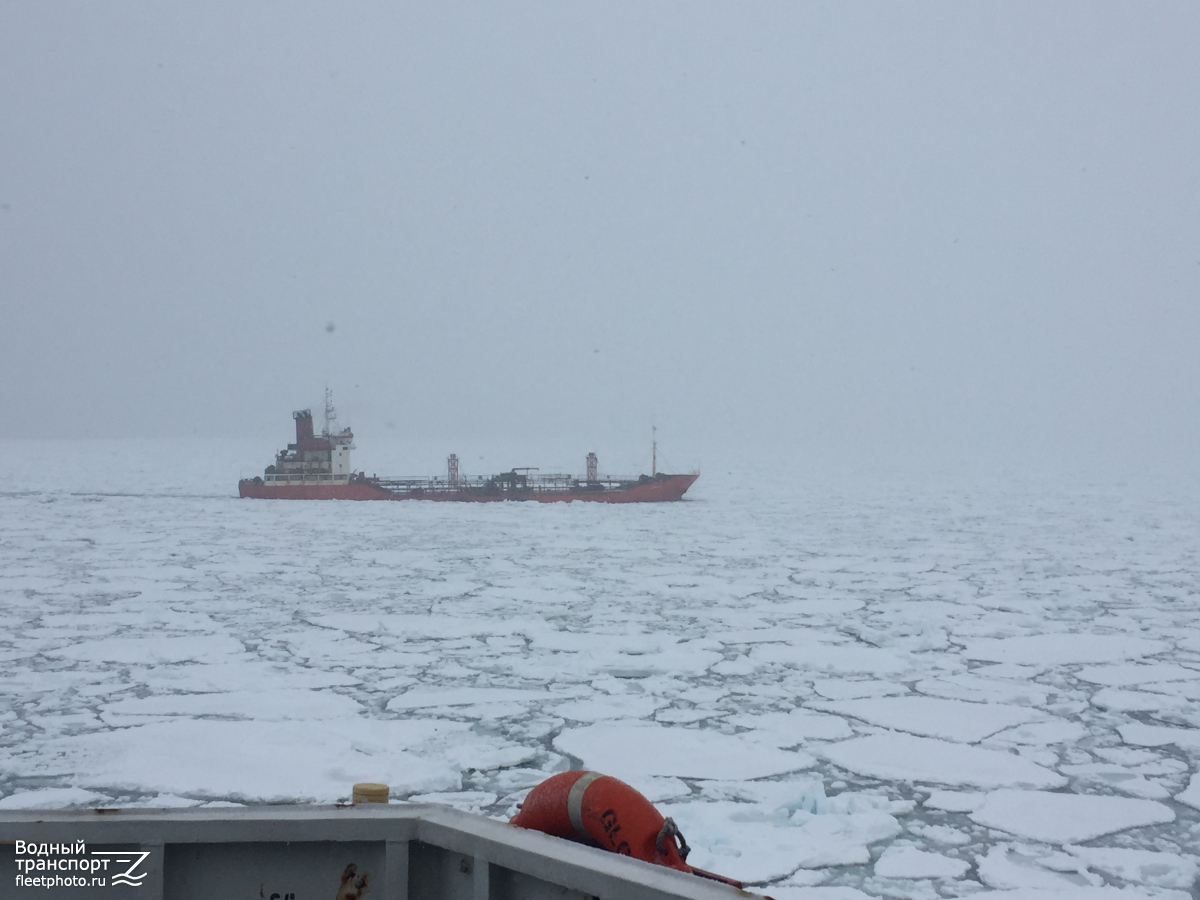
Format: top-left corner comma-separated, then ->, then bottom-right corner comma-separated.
1119,723 -> 1200,752
820,734 -> 1066,789
963,635 -> 1168,666
666,791 -> 902,882
1066,846 -> 1198,891
968,790 -> 1175,844
809,696 -> 1042,743
873,844 -> 970,879
725,709 -> 855,743
977,844 -> 1102,891
554,722 -> 813,780
1174,774 -> 1200,810
1058,762 -> 1172,799
1075,663 -> 1200,687
2,718 -> 536,802
0,787 -> 110,809
922,790 -> 986,812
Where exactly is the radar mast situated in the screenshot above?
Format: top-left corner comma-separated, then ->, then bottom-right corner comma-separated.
322,387 -> 338,437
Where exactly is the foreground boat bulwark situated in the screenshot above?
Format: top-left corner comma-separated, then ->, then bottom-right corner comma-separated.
238,396 -> 699,503
0,803 -> 751,900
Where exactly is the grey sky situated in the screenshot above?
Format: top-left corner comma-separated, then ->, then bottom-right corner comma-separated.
2,3 -> 1197,474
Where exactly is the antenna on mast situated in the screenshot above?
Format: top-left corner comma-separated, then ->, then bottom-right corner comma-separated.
652,426 -> 657,477
323,387 -> 338,437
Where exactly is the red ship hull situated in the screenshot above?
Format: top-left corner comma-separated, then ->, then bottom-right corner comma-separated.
238,472 -> 699,503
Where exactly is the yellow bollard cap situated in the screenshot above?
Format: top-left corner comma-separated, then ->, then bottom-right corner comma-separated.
352,782 -> 390,804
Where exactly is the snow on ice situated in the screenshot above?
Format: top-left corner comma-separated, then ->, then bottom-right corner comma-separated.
968,790 -> 1175,844
873,845 -> 970,879
1,439 -> 1199,897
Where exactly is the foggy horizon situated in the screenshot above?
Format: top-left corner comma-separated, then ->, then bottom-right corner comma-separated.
3,3 -> 1198,478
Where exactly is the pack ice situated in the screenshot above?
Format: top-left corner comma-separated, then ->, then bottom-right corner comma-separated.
1,440 -> 1198,898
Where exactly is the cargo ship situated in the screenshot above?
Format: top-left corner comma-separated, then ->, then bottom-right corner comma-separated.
238,394 -> 699,503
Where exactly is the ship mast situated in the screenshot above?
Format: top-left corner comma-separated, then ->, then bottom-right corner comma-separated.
322,387 -> 338,437
652,426 -> 657,477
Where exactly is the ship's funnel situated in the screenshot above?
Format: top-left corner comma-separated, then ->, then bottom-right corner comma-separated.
294,409 -> 315,445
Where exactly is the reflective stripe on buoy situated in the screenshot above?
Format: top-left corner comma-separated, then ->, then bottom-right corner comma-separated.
566,770 -> 604,840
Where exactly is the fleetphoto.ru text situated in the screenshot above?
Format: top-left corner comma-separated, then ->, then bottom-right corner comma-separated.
14,840 -> 150,889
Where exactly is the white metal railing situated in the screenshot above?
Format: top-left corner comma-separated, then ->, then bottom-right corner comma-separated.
264,474 -> 350,484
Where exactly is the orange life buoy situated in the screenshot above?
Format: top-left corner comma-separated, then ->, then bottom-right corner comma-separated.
510,770 -> 692,873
